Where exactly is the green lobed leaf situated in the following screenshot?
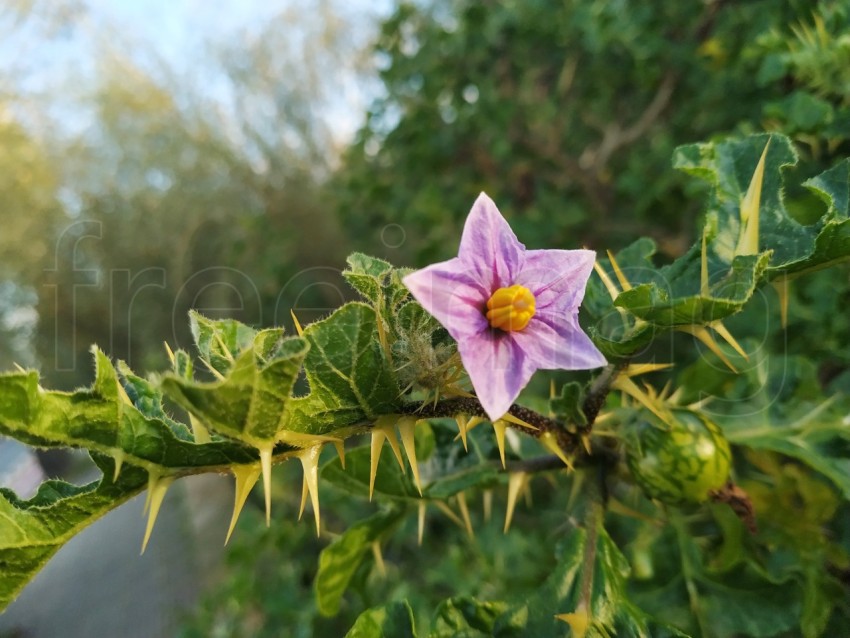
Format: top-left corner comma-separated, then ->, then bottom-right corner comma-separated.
285,302 -> 400,435
0,349 -> 259,470
315,508 -> 406,616
673,134 -> 850,278
793,158 -> 850,276
614,246 -> 771,327
0,454 -> 146,611
344,600 -> 418,638
550,382 -> 588,426
493,522 -> 689,638
584,238 -> 659,357
117,360 -> 190,436
631,515 -> 801,638
189,310 -> 259,377
719,403 -> 850,500
429,597 -> 510,638
162,329 -> 309,446
586,234 -> 770,359
343,252 -> 395,307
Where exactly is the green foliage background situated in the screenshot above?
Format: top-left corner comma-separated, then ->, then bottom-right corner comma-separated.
1,1 -> 850,637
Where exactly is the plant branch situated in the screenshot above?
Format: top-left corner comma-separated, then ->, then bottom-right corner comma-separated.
404,364 -> 625,459
581,362 -> 627,429
576,470 -> 606,620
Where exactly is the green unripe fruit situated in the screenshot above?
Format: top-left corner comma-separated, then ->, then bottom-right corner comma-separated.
625,408 -> 731,505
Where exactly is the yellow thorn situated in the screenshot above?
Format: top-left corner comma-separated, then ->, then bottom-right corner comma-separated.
298,473 -> 309,521
773,277 -> 789,329
504,472 -> 528,533
555,607 -> 590,638
141,476 -> 174,554
398,416 -> 422,495
500,411 -> 538,431
522,480 -> 534,508
466,416 -> 486,434
581,433 -> 592,456
433,500 -> 466,530
213,332 -> 234,362
188,414 -> 211,444
369,429 -> 386,501
444,386 -> 477,399
373,415 -> 405,472
623,363 -> 674,377
593,260 -> 621,302
539,432 -> 574,470
455,415 -> 470,451
333,440 -> 346,469
298,445 -> 323,536
711,321 -> 749,361
226,464 -> 261,545
200,358 -> 226,381
701,226 -> 709,297
12,362 -> 26,373
112,450 -> 125,483
116,379 -> 134,407
290,309 -> 304,337
143,470 -> 159,516
456,492 -> 474,538
679,325 -> 738,373
736,138 -> 770,256
371,541 -> 387,577
606,250 -> 632,291
164,341 -> 175,365
376,315 -> 390,361
259,444 -> 273,526
418,500 -> 426,546
668,384 -> 684,404
384,428 -> 406,472
483,490 -> 493,523
688,396 -> 714,411
493,420 -> 507,468
612,376 -> 672,424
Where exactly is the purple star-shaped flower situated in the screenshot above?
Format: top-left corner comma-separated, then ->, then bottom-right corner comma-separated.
403,192 -> 606,420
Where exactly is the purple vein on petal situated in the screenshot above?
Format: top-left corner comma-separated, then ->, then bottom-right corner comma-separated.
459,193 -> 524,291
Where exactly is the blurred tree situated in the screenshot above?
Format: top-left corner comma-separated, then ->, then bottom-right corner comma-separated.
0,1 -> 377,388
0,108 -> 64,369
334,0 -> 850,265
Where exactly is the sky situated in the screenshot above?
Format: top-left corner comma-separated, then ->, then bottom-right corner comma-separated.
1,0 -> 393,144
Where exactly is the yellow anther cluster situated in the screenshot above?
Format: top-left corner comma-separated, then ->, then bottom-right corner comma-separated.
486,284 -> 536,331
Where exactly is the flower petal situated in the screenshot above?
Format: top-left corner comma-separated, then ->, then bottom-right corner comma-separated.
458,193 -> 525,291
403,258 -> 489,340
513,313 -> 607,371
459,333 -> 535,420
517,248 -> 596,313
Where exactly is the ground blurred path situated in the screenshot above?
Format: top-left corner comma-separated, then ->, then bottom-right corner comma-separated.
0,474 -> 232,638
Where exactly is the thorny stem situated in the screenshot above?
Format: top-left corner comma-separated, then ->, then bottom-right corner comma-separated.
576,469 -> 606,620
581,362 -> 627,430
671,510 -> 709,638
404,363 -> 625,458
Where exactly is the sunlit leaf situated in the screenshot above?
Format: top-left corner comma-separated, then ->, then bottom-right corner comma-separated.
344,600 -> 418,638
315,508 -> 406,616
